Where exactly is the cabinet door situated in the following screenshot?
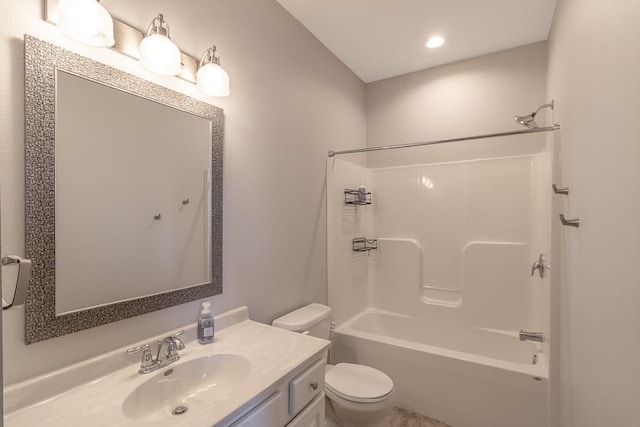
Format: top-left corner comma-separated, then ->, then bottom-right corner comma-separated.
230,392 -> 284,427
286,392 -> 325,427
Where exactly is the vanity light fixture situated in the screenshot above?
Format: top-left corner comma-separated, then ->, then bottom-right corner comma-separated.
425,36 -> 445,49
47,2 -> 232,92
139,14 -> 182,76
57,0 -> 115,47
196,46 -> 230,97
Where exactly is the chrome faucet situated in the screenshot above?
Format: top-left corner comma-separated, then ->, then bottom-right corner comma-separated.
127,330 -> 186,374
156,333 -> 186,365
519,330 -> 544,343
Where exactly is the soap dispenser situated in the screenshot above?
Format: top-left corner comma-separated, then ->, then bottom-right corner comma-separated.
197,302 -> 215,344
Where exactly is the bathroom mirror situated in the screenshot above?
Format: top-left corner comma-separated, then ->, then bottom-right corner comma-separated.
24,36 -> 223,344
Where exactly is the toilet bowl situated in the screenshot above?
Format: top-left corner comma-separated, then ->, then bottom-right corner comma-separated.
272,303 -> 395,427
324,363 -> 395,427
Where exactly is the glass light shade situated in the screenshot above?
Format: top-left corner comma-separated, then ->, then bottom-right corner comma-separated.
57,0 -> 115,47
196,63 -> 230,97
139,34 -> 182,76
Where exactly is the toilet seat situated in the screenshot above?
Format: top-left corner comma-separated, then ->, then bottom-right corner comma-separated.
325,363 -> 394,403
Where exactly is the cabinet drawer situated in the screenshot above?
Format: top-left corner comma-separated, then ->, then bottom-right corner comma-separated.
289,358 -> 325,415
286,392 -> 324,427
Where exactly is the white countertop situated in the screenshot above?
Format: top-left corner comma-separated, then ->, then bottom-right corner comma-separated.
4,307 -> 330,426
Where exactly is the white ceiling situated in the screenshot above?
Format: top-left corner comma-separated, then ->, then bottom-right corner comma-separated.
276,0 -> 557,83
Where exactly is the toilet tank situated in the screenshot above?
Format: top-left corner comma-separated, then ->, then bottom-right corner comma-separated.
272,303 -> 332,340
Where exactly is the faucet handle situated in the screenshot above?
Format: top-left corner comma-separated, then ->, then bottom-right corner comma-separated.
127,343 -> 151,355
127,344 -> 155,373
171,330 -> 187,349
531,254 -> 549,278
530,261 -> 540,276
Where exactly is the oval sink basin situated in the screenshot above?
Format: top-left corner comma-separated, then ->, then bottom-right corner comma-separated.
122,354 -> 250,422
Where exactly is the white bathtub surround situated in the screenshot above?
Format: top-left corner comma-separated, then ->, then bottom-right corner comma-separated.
3,307 -> 330,426
333,309 -> 547,427
328,152 -> 551,427
341,309 -> 546,376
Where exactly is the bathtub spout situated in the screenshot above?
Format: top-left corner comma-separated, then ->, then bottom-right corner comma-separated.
519,330 -> 544,343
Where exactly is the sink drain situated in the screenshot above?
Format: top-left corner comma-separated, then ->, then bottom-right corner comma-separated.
172,406 -> 188,416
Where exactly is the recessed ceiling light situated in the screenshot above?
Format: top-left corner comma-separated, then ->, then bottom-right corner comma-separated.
426,36 -> 445,49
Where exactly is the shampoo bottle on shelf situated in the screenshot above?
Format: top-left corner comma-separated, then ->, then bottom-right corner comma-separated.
197,301 -> 215,344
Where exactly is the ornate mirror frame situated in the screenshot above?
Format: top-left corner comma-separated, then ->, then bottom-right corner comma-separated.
24,35 -> 223,344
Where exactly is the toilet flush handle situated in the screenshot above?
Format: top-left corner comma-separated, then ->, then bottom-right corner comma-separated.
310,381 -> 319,391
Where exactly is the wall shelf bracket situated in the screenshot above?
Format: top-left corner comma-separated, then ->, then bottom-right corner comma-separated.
344,189 -> 372,205
353,237 -> 378,253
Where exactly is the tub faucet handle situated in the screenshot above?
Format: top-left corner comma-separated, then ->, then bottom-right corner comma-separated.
531,254 -> 549,278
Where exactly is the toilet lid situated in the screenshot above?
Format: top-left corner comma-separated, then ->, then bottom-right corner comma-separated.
325,363 -> 393,401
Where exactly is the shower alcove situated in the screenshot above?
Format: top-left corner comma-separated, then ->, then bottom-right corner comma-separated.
327,132 -> 552,427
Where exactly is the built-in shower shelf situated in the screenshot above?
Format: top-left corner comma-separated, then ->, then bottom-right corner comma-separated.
344,189 -> 372,205
353,237 -> 378,252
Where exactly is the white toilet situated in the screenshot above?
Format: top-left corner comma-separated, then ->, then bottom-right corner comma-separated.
272,303 -> 395,427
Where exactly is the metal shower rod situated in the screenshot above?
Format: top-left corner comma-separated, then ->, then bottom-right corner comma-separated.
328,123 -> 560,157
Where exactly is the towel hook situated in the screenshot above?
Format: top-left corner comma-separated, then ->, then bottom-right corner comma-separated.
559,214 -> 580,228
552,184 -> 569,195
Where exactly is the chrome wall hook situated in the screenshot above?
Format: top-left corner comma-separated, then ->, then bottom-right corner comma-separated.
182,198 -> 190,205
559,214 -> 580,228
154,214 -> 162,220
552,184 -> 569,195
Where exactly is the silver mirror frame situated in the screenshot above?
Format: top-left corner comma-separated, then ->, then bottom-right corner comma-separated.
24,35 -> 223,344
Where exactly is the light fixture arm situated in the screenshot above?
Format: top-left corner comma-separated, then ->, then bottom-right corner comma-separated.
199,46 -> 221,68
147,14 -> 171,38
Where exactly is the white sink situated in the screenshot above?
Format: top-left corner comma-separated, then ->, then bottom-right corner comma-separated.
122,354 -> 251,422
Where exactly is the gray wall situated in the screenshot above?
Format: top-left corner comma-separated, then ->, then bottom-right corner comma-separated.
0,0 -> 366,384
365,42 -> 549,168
547,0 -> 640,425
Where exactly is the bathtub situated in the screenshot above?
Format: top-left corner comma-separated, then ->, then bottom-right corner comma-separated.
332,309 -> 548,427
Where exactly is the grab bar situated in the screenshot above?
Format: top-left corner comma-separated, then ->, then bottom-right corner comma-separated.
2,255 -> 32,310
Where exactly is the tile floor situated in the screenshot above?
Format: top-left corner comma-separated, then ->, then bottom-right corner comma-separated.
388,407 -> 452,427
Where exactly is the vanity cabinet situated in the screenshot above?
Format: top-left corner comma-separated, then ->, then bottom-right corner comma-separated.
230,392 -> 285,426
286,393 -> 324,427
228,357 -> 326,427
4,309 -> 330,427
